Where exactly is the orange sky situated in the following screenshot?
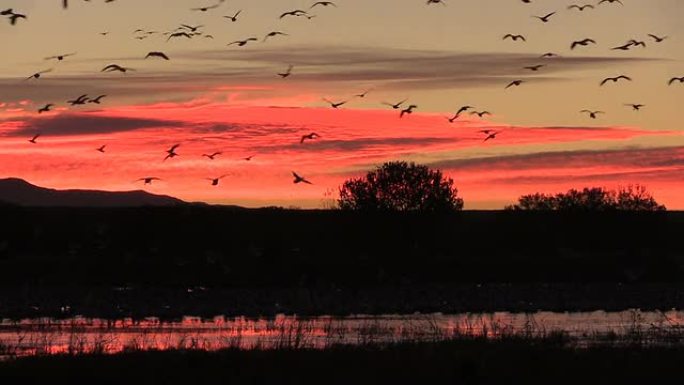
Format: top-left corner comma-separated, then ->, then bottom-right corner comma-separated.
0,1 -> 683,208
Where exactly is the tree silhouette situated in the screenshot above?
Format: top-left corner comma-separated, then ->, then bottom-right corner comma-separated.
338,161 -> 464,212
507,185 -> 665,211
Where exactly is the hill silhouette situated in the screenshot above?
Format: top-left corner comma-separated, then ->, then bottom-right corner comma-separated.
0,178 -> 186,207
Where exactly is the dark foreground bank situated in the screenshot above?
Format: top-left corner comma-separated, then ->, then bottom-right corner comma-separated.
1,340 -> 682,385
2,207 -> 684,317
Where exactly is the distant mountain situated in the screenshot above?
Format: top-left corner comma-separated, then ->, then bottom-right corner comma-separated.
0,178 -> 186,207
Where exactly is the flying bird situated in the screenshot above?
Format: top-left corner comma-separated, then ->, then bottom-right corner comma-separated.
580,110 -> 604,119
67,94 -> 89,106
648,34 -> 668,43
280,10 -> 309,19
323,98 -> 347,109
470,111 -> 492,118
101,64 -> 135,73
600,75 -> 632,86
292,172 -> 312,185
568,4 -> 594,11
135,177 -> 161,185
38,104 -> 54,114
243,155 -> 255,161
224,10 -> 241,21
503,34 -> 526,42
598,0 -> 623,5
625,104 -> 645,111
164,144 -> 180,161
310,1 -> 337,8
28,134 -> 40,144
540,52 -> 559,58
228,38 -> 258,47
88,95 -> 107,104
483,131 -> 501,142
202,152 -> 222,160
146,52 -> 170,60
400,104 -> 418,118
382,99 -> 407,109
668,77 -> 684,85
300,133 -> 321,144
191,0 -> 225,12
524,64 -> 544,71
264,31 -> 289,42
96,145 -> 107,153
278,65 -> 294,78
167,32 -> 193,41
354,89 -> 371,98
25,69 -> 53,81
505,80 -> 524,89
571,38 -> 596,49
45,52 -> 76,61
206,175 -> 229,186
533,12 -> 556,23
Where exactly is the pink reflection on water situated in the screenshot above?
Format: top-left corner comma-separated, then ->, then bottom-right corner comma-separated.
1,311 -> 683,358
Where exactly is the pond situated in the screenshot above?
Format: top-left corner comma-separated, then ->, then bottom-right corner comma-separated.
1,310 -> 683,358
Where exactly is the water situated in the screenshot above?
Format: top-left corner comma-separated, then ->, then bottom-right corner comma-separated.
1,310 -> 682,358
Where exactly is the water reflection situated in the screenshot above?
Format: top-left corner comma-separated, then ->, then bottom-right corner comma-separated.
1,310 -> 682,358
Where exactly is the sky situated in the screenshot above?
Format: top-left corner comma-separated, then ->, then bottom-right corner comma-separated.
0,0 -> 683,209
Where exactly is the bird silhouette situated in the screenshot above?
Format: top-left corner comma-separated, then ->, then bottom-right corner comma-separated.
323,98 -> 347,109
668,77 -> 684,85
382,99 -> 407,109
38,104 -> 54,114
540,52 -> 559,58
167,32 -> 193,41
648,34 -> 668,43
45,52 -> 76,61
524,64 -> 544,71
503,34 -> 526,42
191,0 -> 225,12
568,4 -> 594,11
598,0 -> 623,5
164,144 -> 180,161
310,1 -> 337,8
580,110 -> 604,119
571,38 -> 596,49
301,133 -> 321,144
146,52 -> 170,60
600,75 -> 631,86
135,177 -> 161,185
88,95 -> 107,104
202,152 -> 222,160
25,69 -> 53,81
206,175 -> 229,186
28,134 -> 40,144
533,12 -> 556,23
264,31 -> 289,42
101,64 -> 134,73
3,10 -> 27,25
278,65 -> 293,78
280,10 -> 309,19
625,104 -> 645,111
400,105 -> 418,118
243,155 -> 255,161
228,38 -> 258,47
292,172 -> 312,184
96,145 -> 107,153
67,94 -> 89,106
483,131 -> 501,142
354,90 -> 371,98
505,80 -> 524,89
224,10 -> 241,21
470,111 -> 492,118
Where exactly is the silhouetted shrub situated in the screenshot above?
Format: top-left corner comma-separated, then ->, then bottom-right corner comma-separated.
507,185 -> 666,211
338,161 -> 464,212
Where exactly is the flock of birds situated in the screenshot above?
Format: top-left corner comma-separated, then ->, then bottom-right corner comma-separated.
2,0 -> 682,190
